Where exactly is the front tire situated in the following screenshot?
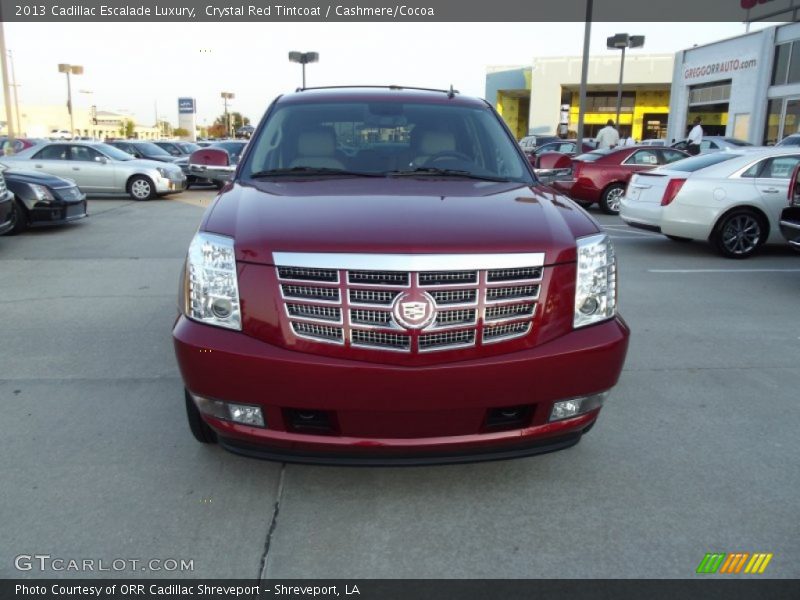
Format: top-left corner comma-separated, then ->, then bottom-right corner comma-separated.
127,175 -> 156,201
3,198 -> 27,235
185,389 -> 217,444
712,209 -> 765,259
600,183 -> 626,215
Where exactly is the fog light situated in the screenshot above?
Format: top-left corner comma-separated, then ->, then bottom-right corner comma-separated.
549,392 -> 608,422
210,297 -> 233,319
229,403 -> 265,427
579,297 -> 599,315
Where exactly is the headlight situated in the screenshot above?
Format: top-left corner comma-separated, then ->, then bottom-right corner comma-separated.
182,232 -> 241,330
157,167 -> 168,178
30,183 -> 55,201
574,234 -> 617,328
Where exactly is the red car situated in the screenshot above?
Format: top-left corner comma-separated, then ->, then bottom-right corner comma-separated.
554,146 -> 689,214
172,86 -> 630,465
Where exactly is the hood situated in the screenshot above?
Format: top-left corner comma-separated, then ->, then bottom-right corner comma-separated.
203,178 -> 599,266
3,169 -> 76,187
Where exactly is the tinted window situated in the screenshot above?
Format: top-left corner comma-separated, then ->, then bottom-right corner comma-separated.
789,43 -> 800,84
574,150 -> 612,162
776,135 -> 800,147
746,155 -> 800,179
178,142 -> 200,153
134,142 -> 171,156
70,145 -> 102,161
33,145 -> 69,160
773,43 -> 791,86
95,143 -> 135,161
660,150 -> 688,164
627,150 -> 659,166
666,153 -> 739,173
243,101 -> 533,183
156,142 -> 181,156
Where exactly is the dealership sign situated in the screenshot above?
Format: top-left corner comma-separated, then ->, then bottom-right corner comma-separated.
684,57 -> 758,81
178,98 -> 196,114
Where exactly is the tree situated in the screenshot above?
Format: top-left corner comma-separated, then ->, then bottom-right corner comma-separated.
173,127 -> 190,138
119,119 -> 135,138
212,112 -> 250,137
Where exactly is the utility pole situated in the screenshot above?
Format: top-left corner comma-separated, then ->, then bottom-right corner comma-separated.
8,50 -> 20,136
576,0 -> 592,149
0,18 -> 16,146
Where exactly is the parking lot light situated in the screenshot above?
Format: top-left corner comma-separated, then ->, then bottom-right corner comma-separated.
289,51 -> 319,88
58,63 -> 84,137
606,34 -> 645,129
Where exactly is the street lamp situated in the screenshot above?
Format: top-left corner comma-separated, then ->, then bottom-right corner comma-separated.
58,63 -> 83,136
220,92 -> 234,137
288,51 -> 319,89
606,33 -> 645,130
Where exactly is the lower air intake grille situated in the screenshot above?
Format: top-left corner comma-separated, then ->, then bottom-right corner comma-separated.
419,330 -> 476,351
292,322 -> 344,343
352,330 -> 411,351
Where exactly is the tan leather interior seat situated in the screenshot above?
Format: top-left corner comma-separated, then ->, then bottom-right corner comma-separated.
411,130 -> 456,167
289,130 -> 345,170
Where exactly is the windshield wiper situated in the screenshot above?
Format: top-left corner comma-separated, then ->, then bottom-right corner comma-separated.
386,168 -> 513,182
248,167 -> 384,178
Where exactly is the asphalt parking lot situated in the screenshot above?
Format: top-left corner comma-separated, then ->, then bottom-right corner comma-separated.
1,190 -> 798,580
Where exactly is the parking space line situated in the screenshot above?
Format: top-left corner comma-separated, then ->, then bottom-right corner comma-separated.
649,268 -> 800,273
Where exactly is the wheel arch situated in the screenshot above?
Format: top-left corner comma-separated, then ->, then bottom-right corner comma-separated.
709,204 -> 771,242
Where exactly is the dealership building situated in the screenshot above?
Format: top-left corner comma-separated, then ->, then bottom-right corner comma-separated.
486,54 -> 674,142
668,21 -> 800,145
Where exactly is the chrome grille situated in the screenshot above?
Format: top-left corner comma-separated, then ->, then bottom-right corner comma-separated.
276,255 -> 543,353
430,289 -> 477,305
350,308 -> 392,327
419,330 -> 476,351
278,267 -> 338,282
282,285 -> 340,302
419,271 -> 478,286
352,330 -> 411,351
292,322 -> 343,343
287,303 -> 341,322
349,271 -> 409,286
0,172 -> 6,195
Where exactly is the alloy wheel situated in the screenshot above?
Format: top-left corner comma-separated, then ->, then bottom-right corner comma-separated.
721,214 -> 761,256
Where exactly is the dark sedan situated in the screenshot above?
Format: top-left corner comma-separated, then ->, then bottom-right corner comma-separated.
108,140 -> 181,163
154,141 -> 201,157
553,146 -> 690,214
1,169 -> 87,234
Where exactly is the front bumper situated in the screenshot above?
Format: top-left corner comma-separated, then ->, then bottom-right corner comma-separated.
173,315 -> 630,464
155,174 -> 187,194
189,164 -> 236,183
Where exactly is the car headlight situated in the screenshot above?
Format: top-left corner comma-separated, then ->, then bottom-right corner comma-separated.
157,167 -> 168,178
182,232 -> 241,330
574,234 -> 617,328
30,183 -> 55,201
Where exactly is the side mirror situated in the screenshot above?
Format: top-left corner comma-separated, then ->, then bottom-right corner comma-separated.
95,156 -> 108,164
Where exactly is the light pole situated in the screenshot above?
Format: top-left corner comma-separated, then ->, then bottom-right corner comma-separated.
220,92 -> 234,137
8,50 -> 20,136
0,20 -> 15,144
288,51 -> 319,89
607,34 -> 644,132
58,63 -> 83,137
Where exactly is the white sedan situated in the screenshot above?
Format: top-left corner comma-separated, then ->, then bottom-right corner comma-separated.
620,148 -> 800,258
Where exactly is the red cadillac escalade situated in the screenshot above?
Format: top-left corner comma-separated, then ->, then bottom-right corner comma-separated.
172,86 -> 630,465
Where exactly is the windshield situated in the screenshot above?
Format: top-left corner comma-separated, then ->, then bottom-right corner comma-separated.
241,100 -> 533,183
664,153 -> 740,173
722,138 -> 752,147
94,143 -> 136,161
574,150 -> 612,162
135,142 -> 171,156
178,142 -> 200,153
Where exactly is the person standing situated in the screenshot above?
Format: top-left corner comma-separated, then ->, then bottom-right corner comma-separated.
596,119 -> 620,150
687,117 -> 704,156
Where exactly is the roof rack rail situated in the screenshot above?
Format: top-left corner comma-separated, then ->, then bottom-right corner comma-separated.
293,85 -> 461,96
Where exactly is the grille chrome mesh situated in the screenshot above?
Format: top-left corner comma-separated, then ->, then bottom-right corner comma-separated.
277,261 -> 541,353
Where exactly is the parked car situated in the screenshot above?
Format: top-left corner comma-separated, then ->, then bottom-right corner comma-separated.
187,140 -> 247,187
0,137 -> 42,154
1,168 -> 87,234
553,146 -> 690,214
49,130 -> 72,140
775,133 -> 800,148
519,134 -> 560,154
671,136 -> 753,154
638,139 -> 667,147
173,86 -> 630,464
0,142 -> 186,200
620,148 -> 800,258
528,140 -> 596,164
236,125 -> 255,138
108,140 -> 181,163
0,169 -> 14,235
154,141 -> 201,157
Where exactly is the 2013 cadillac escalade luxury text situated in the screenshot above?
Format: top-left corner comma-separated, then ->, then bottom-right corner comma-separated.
172,87 -> 630,465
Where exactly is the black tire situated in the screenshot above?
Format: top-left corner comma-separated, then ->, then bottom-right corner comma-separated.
185,389 -> 217,444
600,183 -> 626,215
712,209 -> 766,259
666,235 -> 692,242
3,198 -> 27,235
127,175 -> 156,201
575,200 -> 593,210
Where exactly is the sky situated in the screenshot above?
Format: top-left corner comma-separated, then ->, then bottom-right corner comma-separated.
4,21 -> 775,128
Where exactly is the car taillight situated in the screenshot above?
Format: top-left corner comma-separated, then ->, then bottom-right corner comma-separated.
661,178 -> 687,206
572,161 -> 582,178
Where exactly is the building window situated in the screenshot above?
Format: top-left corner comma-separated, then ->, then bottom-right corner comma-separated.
772,43 -> 791,86
688,81 -> 731,105
584,91 -> 635,113
764,99 -> 782,145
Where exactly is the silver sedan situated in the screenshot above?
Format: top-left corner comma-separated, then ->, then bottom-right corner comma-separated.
0,142 -> 186,200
